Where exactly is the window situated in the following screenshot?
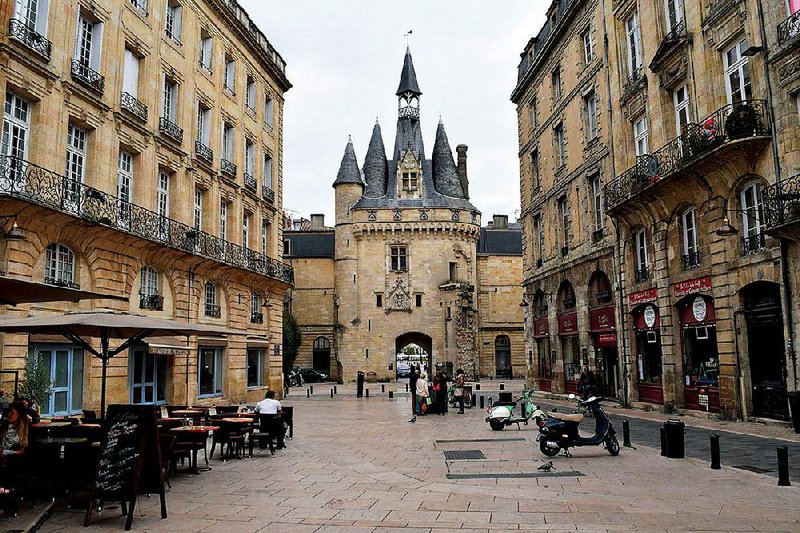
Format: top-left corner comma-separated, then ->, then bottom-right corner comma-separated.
681,208 -> 699,268
723,39 -> 752,104
164,0 -> 182,43
261,220 -> 268,255
222,123 -> 233,162
193,188 -> 202,230
390,246 -> 408,271
74,12 -> 103,71
199,29 -> 212,71
45,243 -> 76,287
740,181 -> 764,240
401,172 -> 418,190
246,76 -> 256,111
552,69 -> 562,100
13,0 -> 50,38
626,11 -> 642,77
634,116 -> 649,156
224,54 -> 236,93
283,238 -> 291,256
117,150 -> 133,227
264,154 -> 273,189
797,94 -> 800,125
591,174 -> 603,232
585,91 -> 597,140
140,265 -> 159,298
559,196 -> 569,246
196,102 -> 210,146
129,347 -> 166,404
529,99 -> 537,129
530,149 -> 539,190
36,346 -> 84,416
673,85 -> 691,135
162,75 -> 177,121
157,171 -> 169,220
245,140 -> 255,177
65,124 -> 87,207
243,211 -> 250,248
582,28 -> 594,64
198,347 -> 223,397
264,96 -> 274,129
204,281 -> 219,317
128,0 -> 147,15
554,123 -> 565,167
534,213 -> 544,260
122,49 -> 140,97
247,349 -> 266,388
664,0 -> 683,32
416,294 -> 422,307
219,200 -> 228,241
449,261 -> 458,282
250,292 -> 261,319
2,91 -> 30,167
634,229 -> 648,275
376,294 -> 383,307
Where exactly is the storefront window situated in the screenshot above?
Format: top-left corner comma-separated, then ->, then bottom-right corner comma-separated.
537,337 -> 552,379
636,330 -> 662,383
683,326 -> 719,386
562,336 -> 581,381
198,347 -> 223,397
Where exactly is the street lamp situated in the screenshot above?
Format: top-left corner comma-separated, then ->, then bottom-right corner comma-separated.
0,214 -> 25,241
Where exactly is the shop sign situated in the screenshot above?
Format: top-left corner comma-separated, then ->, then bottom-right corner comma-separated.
558,311 -> 578,336
643,305 -> 657,328
634,304 -> 660,331
533,317 -> 550,338
148,346 -> 189,356
597,333 -> 617,347
674,275 -> 712,297
692,296 -> 707,322
589,306 -> 616,332
629,288 -> 658,306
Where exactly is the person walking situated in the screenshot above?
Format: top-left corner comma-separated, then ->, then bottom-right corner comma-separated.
434,371 -> 448,415
408,365 -> 420,422
454,368 -> 465,414
415,372 -> 430,418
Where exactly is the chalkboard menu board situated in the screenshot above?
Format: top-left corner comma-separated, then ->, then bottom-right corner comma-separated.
84,404 -> 167,530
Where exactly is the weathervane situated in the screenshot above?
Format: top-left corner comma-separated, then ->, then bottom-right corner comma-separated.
405,29 -> 413,47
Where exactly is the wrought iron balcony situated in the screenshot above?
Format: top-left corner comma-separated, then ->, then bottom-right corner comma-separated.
682,251 -> 702,270
763,174 -> 800,231
8,19 -> 52,60
244,173 -> 257,191
634,267 -> 650,283
44,276 -> 79,290
139,293 -> 164,311
778,12 -> 800,46
741,233 -> 766,255
605,100 -> 769,212
622,66 -> 645,95
159,117 -> 183,143
663,19 -> 686,41
71,60 -> 105,95
250,311 -> 264,324
561,245 -> 569,257
120,92 -> 147,122
205,304 -> 221,318
262,185 -> 275,203
128,0 -> 148,16
195,141 -> 213,163
221,159 -> 237,178
0,155 -> 294,284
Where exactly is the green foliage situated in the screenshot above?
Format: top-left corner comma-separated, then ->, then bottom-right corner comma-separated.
21,351 -> 52,408
282,311 -> 302,373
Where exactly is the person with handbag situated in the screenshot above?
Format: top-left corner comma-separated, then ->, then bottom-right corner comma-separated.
414,373 -> 430,418
454,368 -> 465,414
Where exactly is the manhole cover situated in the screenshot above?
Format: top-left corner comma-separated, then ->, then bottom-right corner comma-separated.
443,450 -> 485,460
446,471 -> 584,479
733,465 -> 772,474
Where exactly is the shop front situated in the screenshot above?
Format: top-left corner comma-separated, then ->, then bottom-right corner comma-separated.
678,291 -> 720,413
589,305 -> 617,398
533,316 -> 552,391
558,311 -> 580,393
631,300 -> 664,405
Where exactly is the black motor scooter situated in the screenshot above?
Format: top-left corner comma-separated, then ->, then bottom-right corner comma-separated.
536,394 -> 619,457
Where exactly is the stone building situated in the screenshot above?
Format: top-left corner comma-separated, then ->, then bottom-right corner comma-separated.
283,48 -> 524,382
0,0 -> 293,415
515,0 -> 800,421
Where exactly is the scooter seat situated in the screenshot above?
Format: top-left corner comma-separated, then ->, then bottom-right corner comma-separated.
551,412 -> 584,423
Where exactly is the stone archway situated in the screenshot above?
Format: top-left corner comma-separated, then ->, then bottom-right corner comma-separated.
395,332 -> 433,377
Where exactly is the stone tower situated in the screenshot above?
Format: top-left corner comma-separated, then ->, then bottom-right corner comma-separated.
332,48 -> 482,381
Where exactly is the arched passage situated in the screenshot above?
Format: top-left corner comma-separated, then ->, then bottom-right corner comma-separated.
395,332 -> 432,378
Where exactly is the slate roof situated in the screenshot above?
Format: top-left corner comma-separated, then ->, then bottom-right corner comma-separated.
477,227 -> 523,255
284,232 -> 335,258
396,47 -> 422,96
432,120 -> 465,198
363,120 -> 388,198
333,138 -> 364,186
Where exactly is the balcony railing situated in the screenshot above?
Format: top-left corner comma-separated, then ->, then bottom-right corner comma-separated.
165,28 -> 182,46
778,12 -> 800,46
682,251 -> 702,270
205,304 -> 221,318
250,311 -> 264,324
605,100 -> 769,211
8,19 -> 52,60
44,276 -> 79,290
71,60 -> 105,95
763,174 -> 800,230
120,92 -> 147,122
0,155 -> 294,284
195,141 -> 213,163
159,117 -> 183,143
741,233 -> 766,255
664,19 -> 686,41
244,173 -> 257,191
139,293 -> 164,311
634,267 -> 649,283
561,245 -> 569,257
622,66 -> 645,95
262,185 -> 275,203
221,159 -> 237,177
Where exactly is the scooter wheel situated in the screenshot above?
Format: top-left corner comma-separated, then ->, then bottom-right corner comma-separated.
605,434 -> 620,456
539,439 -> 560,457
489,419 -> 505,431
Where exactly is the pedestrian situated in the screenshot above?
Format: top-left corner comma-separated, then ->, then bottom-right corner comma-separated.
454,368 -> 465,414
434,371 -> 448,415
415,372 -> 430,418
408,365 -> 420,422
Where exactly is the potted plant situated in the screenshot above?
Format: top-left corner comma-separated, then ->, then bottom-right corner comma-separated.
20,352 -> 52,412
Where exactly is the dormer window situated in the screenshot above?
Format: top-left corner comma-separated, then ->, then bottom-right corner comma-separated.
402,172 -> 418,191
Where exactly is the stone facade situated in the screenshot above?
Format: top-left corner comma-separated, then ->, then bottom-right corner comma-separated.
515,0 -> 800,421
0,0 -> 292,414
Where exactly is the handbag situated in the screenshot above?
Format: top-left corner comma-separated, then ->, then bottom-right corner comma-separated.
425,397 -> 432,405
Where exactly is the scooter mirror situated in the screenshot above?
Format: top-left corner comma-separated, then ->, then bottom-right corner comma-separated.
567,393 -> 575,400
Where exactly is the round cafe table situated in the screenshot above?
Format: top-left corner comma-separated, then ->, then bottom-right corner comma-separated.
170,426 -> 219,473
221,418 -> 253,423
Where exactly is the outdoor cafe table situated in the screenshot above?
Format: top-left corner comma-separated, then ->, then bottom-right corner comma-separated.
169,425 -> 218,473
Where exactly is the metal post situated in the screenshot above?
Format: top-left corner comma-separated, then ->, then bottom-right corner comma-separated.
330,388 -> 334,399
475,383 -> 481,391
710,434 -> 721,469
778,446 -> 791,486
480,395 -> 484,409
471,393 -> 476,407
366,388 -> 369,398
382,384 -> 385,393
334,385 -> 337,395
500,383 -> 505,391
389,390 -> 394,399
622,420 -> 631,447
406,383 -> 409,392
488,397 -> 493,408
310,385 -> 314,395
306,388 -> 310,398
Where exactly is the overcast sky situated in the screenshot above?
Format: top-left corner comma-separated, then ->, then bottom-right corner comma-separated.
241,1 -> 547,225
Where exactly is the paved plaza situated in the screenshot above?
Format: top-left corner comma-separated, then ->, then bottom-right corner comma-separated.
40,382 -> 800,532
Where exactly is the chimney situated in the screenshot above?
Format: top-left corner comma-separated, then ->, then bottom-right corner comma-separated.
310,213 -> 325,230
456,144 -> 469,199
492,214 -> 508,229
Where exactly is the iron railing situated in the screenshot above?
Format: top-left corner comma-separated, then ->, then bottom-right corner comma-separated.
165,28 -> 182,46
71,60 -> 105,94
221,159 -> 237,177
195,141 -> 213,163
605,100 -> 769,211
262,185 -> 275,203
778,12 -> 800,46
205,304 -> 221,318
741,233 -> 766,255
244,173 -> 257,191
623,66 -> 645,95
250,312 -> 264,324
0,155 -> 294,284
44,276 -> 79,290
763,174 -> 800,230
139,294 -> 164,311
682,251 -> 702,270
120,92 -> 147,122
561,245 -> 569,257
159,117 -> 183,143
634,268 -> 649,283
198,60 -> 212,74
8,18 -> 51,60
663,19 -> 686,42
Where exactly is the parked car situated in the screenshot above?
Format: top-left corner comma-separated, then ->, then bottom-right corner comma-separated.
298,368 -> 329,383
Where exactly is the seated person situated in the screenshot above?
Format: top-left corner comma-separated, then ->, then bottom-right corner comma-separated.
17,398 -> 39,424
1,403 -> 29,454
254,391 -> 286,449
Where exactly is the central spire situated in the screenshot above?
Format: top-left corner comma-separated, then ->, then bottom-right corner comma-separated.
396,47 -> 422,97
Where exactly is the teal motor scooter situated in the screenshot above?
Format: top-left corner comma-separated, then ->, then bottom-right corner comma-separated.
485,389 -> 545,431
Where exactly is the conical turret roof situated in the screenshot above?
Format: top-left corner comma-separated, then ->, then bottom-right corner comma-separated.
396,47 -> 422,96
363,120 -> 388,198
332,137 -> 364,187
431,120 -> 465,198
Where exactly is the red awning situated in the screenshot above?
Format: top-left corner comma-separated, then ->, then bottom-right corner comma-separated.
557,311 -> 578,336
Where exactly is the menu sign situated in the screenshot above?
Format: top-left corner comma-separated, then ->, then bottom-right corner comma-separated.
674,276 -> 712,297
629,288 -> 658,306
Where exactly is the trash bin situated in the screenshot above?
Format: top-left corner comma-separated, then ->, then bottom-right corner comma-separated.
498,392 -> 513,403
356,371 -> 365,398
663,419 -> 685,458
788,391 -> 800,434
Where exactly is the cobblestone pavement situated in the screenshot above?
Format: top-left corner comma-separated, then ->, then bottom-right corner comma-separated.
40,382 -> 800,532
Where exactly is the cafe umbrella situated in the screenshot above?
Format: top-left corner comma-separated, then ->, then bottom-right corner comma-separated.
0,310 -> 244,417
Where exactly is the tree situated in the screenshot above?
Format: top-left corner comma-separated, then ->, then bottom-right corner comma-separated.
21,351 -> 52,409
282,311 -> 302,374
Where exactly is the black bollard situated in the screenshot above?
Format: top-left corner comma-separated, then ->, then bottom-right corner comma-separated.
382,384 -> 385,393
284,386 -> 289,397
622,420 -> 632,447
366,388 -> 369,398
480,395 -> 485,409
334,385 -> 337,395
311,385 -> 314,395
778,446 -> 791,486
330,388 -> 334,399
475,383 -> 481,391
389,390 -> 394,399
710,434 -> 720,469
307,388 -> 310,398
471,393 -> 476,407
660,427 -> 667,456
488,397 -> 493,408
500,383 -> 505,391
406,383 -> 409,392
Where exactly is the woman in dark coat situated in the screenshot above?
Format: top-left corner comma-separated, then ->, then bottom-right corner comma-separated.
433,371 -> 448,415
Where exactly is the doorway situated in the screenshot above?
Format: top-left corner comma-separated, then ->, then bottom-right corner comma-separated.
312,337 -> 331,374
494,335 -> 511,378
34,344 -> 84,416
395,332 -> 433,378
130,346 -> 167,405
596,346 -> 618,398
